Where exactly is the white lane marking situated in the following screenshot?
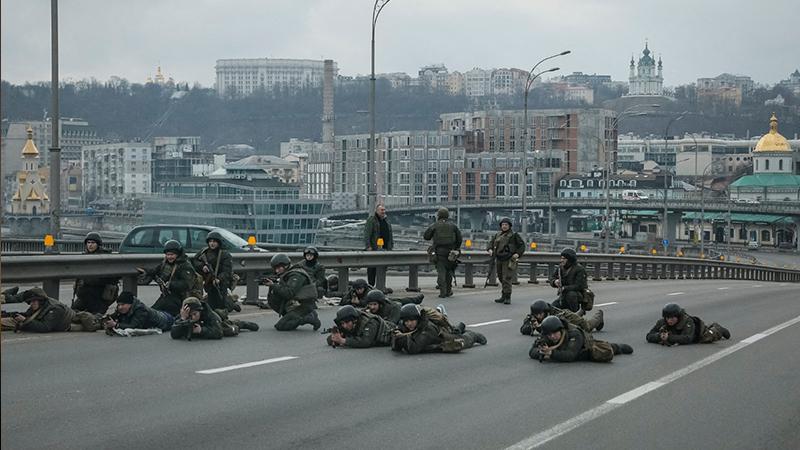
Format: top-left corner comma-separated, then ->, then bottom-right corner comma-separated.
196,356 -> 298,374
667,292 -> 684,296
752,284 -> 763,288
607,382 -> 665,405
469,319 -> 512,327
593,302 -> 618,307
717,287 -> 730,290
505,314 -> 800,450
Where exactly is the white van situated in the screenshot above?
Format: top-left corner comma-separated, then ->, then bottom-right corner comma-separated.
622,190 -> 648,201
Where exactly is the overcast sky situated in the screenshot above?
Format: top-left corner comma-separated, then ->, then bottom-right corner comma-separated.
2,0 -> 798,87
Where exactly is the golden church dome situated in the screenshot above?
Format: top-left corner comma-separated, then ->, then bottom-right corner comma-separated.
754,113 -> 792,152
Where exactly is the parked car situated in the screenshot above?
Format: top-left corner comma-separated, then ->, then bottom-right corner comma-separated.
747,240 -> 760,250
119,224 -> 265,254
622,190 -> 649,201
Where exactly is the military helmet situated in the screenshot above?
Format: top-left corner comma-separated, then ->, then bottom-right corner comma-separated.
206,230 -> 223,244
399,304 -> 422,321
662,303 -> 683,319
437,207 -> 449,220
540,316 -> 564,335
163,239 -> 183,254
327,274 -> 339,292
22,287 -> 49,304
365,289 -> 386,304
84,231 -> 103,245
530,300 -> 551,316
352,278 -> 369,290
336,305 -> 360,323
182,297 -> 204,312
303,246 -> 319,257
560,248 -> 578,264
499,217 -> 512,228
270,253 -> 292,268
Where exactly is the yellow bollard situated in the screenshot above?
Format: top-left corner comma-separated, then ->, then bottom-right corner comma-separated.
465,239 -> 473,249
580,244 -> 587,253
377,238 -> 384,249
530,242 -> 537,251
650,248 -> 657,256
44,234 -> 55,248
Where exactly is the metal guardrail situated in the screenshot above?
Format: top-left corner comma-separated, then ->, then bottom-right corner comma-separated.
2,251 -> 798,302
1,239 -> 122,254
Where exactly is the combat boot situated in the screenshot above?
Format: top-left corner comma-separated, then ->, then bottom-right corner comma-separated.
454,322 -> 466,334
718,325 -> 731,339
613,343 -> 633,354
503,295 -> 511,305
475,332 -> 488,345
587,309 -> 604,331
305,310 -> 322,331
236,320 -> 259,331
494,294 -> 506,303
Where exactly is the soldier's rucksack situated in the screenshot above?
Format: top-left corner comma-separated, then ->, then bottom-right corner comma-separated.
422,307 -> 456,333
190,272 -> 205,299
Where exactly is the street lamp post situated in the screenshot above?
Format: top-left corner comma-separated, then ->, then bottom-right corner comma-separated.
368,0 -> 391,213
49,0 -> 61,240
661,113 -> 685,251
521,50 -> 570,239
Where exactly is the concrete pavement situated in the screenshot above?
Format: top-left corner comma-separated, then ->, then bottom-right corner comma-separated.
2,278 -> 799,449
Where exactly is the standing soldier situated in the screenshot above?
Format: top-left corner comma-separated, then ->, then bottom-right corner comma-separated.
646,303 -> 730,346
391,304 -> 487,354
264,253 -> 321,331
548,248 -> 588,313
1,288 -> 74,333
364,204 -> 393,290
424,207 -> 463,298
296,246 -> 327,299
72,232 -> 120,314
487,218 -> 525,305
529,316 -> 632,363
137,240 -> 200,317
193,231 -> 239,313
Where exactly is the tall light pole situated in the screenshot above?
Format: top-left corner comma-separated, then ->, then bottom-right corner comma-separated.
661,113 -> 685,250
699,159 -> 720,257
521,50 -> 570,238
368,0 -> 391,214
49,0 -> 61,239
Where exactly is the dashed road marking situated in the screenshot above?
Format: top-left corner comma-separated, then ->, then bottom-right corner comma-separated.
469,319 -> 512,327
593,302 -> 618,307
505,314 -> 800,449
666,292 -> 684,296
717,287 -> 730,290
197,356 -> 298,374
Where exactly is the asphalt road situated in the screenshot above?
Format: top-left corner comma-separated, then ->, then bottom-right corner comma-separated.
2,277 -> 800,450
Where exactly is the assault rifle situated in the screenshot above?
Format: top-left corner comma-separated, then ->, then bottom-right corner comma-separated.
658,325 -> 672,346
1,310 -> 23,333
484,255 -> 496,289
153,274 -> 171,296
199,253 -> 227,301
322,325 -> 342,347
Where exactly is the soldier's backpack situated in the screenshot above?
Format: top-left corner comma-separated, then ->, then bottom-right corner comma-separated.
190,272 -> 206,299
581,288 -> 595,311
588,337 -> 614,362
422,306 -> 455,333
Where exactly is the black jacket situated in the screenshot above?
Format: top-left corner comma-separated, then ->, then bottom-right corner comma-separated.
170,303 -> 223,340
17,296 -> 74,333
110,298 -> 171,331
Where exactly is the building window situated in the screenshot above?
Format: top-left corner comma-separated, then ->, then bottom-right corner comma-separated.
779,159 -> 783,170
560,180 -> 567,187
587,180 -> 593,188
761,230 -> 770,242
765,159 -> 769,170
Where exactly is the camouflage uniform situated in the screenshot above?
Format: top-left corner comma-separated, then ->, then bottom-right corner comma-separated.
141,253 -> 199,317
423,208 -> 462,298
327,310 -> 396,348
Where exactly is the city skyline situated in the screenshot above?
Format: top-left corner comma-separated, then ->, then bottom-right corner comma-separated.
2,0 -> 799,87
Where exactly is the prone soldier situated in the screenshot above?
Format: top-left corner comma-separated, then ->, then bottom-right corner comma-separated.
170,297 -> 258,340
1,288 -> 74,333
341,279 -> 422,308
391,304 -> 486,354
646,303 -> 730,346
529,316 -> 632,363
102,291 -> 175,333
521,300 -> 604,336
326,305 -> 396,348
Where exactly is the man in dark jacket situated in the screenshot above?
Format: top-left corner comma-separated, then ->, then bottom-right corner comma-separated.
424,207 -> 463,298
487,218 -> 525,304
391,304 -> 486,354
646,303 -> 730,345
171,297 -> 225,340
103,291 -> 174,332
137,240 -> 200,317
548,248 -> 588,312
192,230 -> 239,313
520,300 -> 604,335
72,232 -> 120,314
264,253 -> 321,331
364,204 -> 393,287
1,288 -> 74,333
341,279 -> 422,308
295,246 -> 327,299
326,305 -> 396,348
530,316 -> 632,363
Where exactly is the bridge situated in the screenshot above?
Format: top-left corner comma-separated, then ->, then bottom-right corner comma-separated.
2,250 -> 799,448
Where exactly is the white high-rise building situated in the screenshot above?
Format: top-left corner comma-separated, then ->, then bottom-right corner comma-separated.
465,68 -> 491,97
81,142 -> 152,200
215,58 -> 338,98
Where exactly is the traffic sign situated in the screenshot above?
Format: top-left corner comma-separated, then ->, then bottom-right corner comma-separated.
662,239 -> 669,248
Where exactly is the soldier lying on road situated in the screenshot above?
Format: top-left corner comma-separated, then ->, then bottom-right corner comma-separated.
646,303 -> 730,346
102,291 -> 175,333
521,300 -> 604,336
391,304 -> 486,354
529,316 -> 632,363
170,297 -> 258,340
326,305 -> 396,348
